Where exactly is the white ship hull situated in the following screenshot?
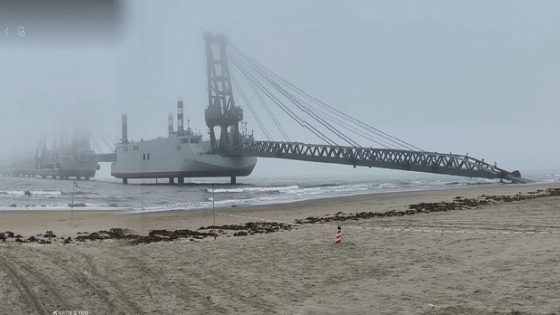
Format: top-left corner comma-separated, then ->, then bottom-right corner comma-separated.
111,135 -> 256,179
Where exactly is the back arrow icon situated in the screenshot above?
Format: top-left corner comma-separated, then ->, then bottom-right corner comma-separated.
4,27 -> 8,36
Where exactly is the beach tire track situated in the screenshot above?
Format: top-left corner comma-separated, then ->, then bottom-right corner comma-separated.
12,246 -> 121,314
109,246 -> 229,314
41,249 -> 123,314
202,266 -> 278,313
69,248 -> 145,314
4,253 -> 69,310
124,249 -> 230,314
0,256 -> 49,315
112,244 -> 237,313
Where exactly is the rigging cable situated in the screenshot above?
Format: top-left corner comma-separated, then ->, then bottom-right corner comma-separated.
231,75 -> 273,140
229,56 -> 337,145
229,51 -> 360,147
246,74 -> 291,141
229,44 -> 424,151
229,49 -> 379,147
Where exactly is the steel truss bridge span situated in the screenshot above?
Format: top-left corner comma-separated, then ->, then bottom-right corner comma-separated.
239,140 -> 531,184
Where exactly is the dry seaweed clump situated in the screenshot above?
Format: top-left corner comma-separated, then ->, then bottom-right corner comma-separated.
0,231 -> 42,244
75,228 -> 135,242
18,222 -> 292,246
130,229 -> 218,244
198,221 -> 292,236
1,231 -> 16,242
13,233 -> 52,244
296,188 -> 560,224
74,227 -> 218,244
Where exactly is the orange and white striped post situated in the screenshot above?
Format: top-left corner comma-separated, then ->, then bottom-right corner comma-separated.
335,225 -> 342,245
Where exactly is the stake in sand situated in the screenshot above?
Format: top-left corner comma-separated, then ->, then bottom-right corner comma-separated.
335,225 -> 342,245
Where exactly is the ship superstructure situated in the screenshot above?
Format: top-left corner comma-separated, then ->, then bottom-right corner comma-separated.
110,102 -> 257,184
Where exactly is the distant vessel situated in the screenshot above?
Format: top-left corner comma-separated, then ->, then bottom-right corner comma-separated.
34,138 -> 99,179
0,135 -> 99,180
110,101 -> 257,184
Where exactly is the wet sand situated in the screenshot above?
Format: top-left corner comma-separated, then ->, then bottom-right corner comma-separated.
1,182 -> 560,314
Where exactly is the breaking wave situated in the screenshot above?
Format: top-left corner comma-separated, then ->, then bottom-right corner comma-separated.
0,190 -> 62,196
1,170 -> 558,212
208,185 -> 299,193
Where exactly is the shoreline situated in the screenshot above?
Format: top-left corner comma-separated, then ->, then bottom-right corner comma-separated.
1,178 -> 554,213
1,181 -> 559,238
0,180 -> 552,214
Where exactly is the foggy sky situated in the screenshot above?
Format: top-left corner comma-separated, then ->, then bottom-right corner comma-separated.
0,0 -> 558,177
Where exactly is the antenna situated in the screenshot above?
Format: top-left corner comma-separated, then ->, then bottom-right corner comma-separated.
168,112 -> 174,135
177,100 -> 184,136
121,113 -> 128,144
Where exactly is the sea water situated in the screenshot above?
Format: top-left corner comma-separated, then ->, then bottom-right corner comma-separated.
0,170 -> 557,212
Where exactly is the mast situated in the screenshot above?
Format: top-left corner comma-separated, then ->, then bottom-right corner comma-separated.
204,32 -> 243,153
168,112 -> 174,136
177,100 -> 184,136
121,113 -> 128,144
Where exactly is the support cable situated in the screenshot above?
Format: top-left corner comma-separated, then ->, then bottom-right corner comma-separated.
229,51 -> 360,147
231,75 -> 272,140
231,55 -> 341,145
229,56 -> 337,145
230,49 -> 381,148
246,75 -> 291,141
297,98 -> 395,148
230,44 -> 424,151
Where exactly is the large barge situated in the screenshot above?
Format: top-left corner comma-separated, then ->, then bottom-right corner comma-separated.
110,101 -> 257,184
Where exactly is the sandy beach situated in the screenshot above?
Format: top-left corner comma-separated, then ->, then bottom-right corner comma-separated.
1,182 -> 560,314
